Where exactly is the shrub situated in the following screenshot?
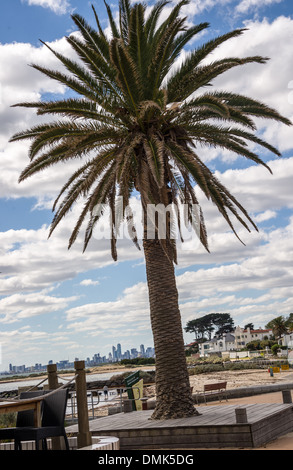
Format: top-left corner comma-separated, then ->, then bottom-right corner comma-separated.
188,360 -> 268,375
188,364 -> 224,375
109,369 -> 156,384
119,358 -> 155,366
271,344 -> 280,356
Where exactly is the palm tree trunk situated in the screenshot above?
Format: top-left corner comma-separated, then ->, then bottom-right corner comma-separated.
143,233 -> 200,419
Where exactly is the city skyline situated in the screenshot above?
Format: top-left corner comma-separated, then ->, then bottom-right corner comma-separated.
1,342 -> 155,375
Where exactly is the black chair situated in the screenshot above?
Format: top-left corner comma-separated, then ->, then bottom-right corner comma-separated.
0,390 -> 46,450
14,388 -> 70,450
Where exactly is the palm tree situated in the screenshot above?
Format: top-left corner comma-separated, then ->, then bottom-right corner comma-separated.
266,316 -> 289,340
10,0 -> 291,419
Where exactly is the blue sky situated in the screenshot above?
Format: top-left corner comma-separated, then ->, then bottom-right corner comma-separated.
0,0 -> 293,370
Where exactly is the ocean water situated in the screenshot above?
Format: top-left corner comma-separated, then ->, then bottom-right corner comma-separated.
0,372 -> 117,394
0,368 -> 153,394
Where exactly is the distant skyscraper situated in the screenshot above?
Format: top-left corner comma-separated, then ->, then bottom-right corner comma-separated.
146,347 -> 154,358
130,348 -> 138,358
112,346 -> 118,361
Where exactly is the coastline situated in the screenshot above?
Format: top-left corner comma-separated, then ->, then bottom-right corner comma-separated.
2,364 -> 292,394
0,364 -> 154,385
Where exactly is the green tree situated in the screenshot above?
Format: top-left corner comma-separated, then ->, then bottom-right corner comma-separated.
185,343 -> 199,356
185,318 -> 208,340
285,313 -> 293,332
260,339 -> 276,350
266,316 -> 289,340
185,313 -> 234,340
271,343 -> 281,356
246,340 -> 261,351
10,1 -> 291,419
212,313 -> 234,336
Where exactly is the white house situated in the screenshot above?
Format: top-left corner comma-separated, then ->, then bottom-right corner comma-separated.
198,326 -> 273,357
234,326 -> 273,349
279,333 -> 293,349
199,332 -> 235,357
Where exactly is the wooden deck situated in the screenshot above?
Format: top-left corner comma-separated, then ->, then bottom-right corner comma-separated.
66,403 -> 293,449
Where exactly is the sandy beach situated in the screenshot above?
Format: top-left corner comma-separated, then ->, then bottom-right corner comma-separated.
188,367 -> 293,391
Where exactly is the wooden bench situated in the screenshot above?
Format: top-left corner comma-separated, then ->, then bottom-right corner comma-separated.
195,382 -> 228,405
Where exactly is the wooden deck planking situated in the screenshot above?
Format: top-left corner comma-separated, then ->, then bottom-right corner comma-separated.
251,406 -> 293,447
65,403 -> 293,449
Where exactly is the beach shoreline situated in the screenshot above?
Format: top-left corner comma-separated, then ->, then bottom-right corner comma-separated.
0,364 -> 154,385
1,363 -> 292,388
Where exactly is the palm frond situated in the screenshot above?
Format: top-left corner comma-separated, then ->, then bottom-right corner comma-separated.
169,22 -> 210,64
185,123 -> 275,171
91,5 -> 107,40
145,1 -> 170,41
143,135 -> 165,187
104,0 -> 120,39
110,38 -> 142,111
71,13 -> 110,62
171,56 -> 269,102
119,0 -> 131,44
148,16 -> 186,97
82,164 -> 118,251
183,94 -> 231,119
65,35 -> 117,94
167,28 -> 248,101
29,64 -> 107,108
128,3 -> 148,89
52,148 -> 117,213
215,91 -> 293,126
13,99 -> 124,126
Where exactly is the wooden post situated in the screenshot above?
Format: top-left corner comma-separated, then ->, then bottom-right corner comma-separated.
47,364 -> 64,450
282,390 -> 292,403
74,360 -> 92,449
123,399 -> 133,413
47,363 -> 58,389
235,407 -> 248,423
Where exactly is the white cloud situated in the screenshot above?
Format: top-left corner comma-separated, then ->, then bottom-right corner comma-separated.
0,36 -> 86,199
0,327 -> 80,366
66,282 -> 149,324
0,290 -> 79,323
254,210 -> 277,223
21,0 -> 71,15
61,214 -> 293,343
1,156 -> 292,299
64,282 -> 152,354
61,208 -> 293,340
80,279 -> 100,286
235,0 -> 283,15
178,226 -> 293,336
204,16 -> 293,156
0,198 -> 143,299
237,16 -> 292,109
213,157 -> 293,213
175,156 -> 293,269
